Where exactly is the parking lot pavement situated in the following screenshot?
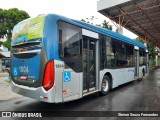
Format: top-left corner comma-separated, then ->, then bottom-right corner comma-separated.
0,73 -> 22,101
0,67 -> 160,120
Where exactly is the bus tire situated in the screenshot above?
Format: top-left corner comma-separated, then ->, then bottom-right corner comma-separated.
100,75 -> 111,96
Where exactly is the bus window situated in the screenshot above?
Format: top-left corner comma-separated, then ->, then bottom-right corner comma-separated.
101,35 -> 115,68
143,49 -> 147,65
115,41 -> 127,67
11,41 -> 42,59
58,21 -> 82,72
139,48 -> 146,66
126,45 -> 134,66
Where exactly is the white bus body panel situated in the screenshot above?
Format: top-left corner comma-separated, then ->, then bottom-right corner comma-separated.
82,29 -> 99,39
62,70 -> 83,102
54,60 -> 82,102
54,60 -> 64,103
134,46 -> 139,50
100,67 -> 135,89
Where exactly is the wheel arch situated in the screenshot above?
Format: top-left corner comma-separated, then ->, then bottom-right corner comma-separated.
103,72 -> 113,89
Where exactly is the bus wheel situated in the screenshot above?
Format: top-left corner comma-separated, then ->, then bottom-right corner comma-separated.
100,75 -> 111,96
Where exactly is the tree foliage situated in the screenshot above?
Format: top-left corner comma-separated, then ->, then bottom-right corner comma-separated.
81,19 -> 86,22
3,39 -> 11,49
135,37 -> 144,43
102,20 -> 112,30
0,8 -> 30,49
80,19 -> 91,24
81,18 -> 112,30
148,42 -> 157,60
135,37 -> 157,59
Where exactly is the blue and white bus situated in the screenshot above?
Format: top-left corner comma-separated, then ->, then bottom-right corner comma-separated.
10,14 -> 148,103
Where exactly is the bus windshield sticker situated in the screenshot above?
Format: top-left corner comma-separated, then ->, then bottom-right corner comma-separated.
64,72 -> 71,82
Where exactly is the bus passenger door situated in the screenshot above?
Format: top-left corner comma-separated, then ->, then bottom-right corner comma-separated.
82,37 -> 98,94
134,46 -> 139,79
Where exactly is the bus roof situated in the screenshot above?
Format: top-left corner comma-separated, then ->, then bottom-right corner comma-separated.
47,14 -> 146,49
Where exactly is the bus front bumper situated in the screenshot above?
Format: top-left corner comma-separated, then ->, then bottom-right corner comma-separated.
10,81 -> 56,103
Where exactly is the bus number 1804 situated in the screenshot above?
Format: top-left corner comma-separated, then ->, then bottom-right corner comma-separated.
19,66 -> 29,73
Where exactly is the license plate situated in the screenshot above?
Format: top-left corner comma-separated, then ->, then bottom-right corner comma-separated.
20,75 -> 28,80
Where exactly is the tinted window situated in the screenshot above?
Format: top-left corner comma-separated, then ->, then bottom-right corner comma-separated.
126,45 -> 134,66
100,35 -> 134,68
11,41 -> 41,59
115,41 -> 127,67
101,36 -> 115,68
139,48 -> 146,66
58,21 -> 82,72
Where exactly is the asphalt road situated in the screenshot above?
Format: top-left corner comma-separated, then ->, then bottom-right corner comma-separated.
0,67 -> 160,120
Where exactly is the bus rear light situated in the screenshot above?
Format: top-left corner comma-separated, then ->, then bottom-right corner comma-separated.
43,60 -> 55,91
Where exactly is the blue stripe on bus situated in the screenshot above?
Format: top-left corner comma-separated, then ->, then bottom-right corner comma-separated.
43,14 -> 146,61
43,15 -> 60,61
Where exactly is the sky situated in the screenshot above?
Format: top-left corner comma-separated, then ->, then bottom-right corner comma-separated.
0,0 -> 137,41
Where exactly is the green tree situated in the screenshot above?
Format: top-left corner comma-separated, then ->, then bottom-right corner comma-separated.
102,20 -> 112,30
80,18 -> 112,30
148,42 -> 157,60
0,8 -> 30,49
135,37 -> 157,60
3,40 -> 11,49
81,19 -> 86,22
135,37 -> 144,43
80,19 -> 90,24
95,24 -> 101,27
